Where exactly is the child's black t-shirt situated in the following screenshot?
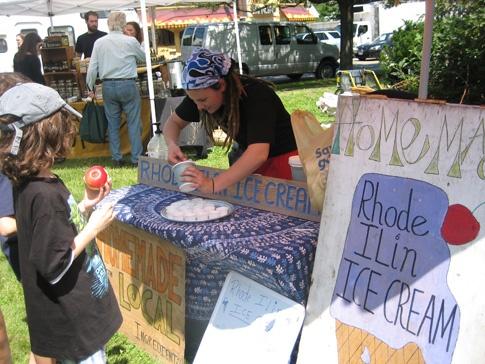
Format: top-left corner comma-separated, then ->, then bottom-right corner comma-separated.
15,176 -> 122,360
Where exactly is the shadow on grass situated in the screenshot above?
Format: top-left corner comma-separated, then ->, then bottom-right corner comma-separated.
275,78 -> 336,92
106,344 -> 130,364
54,157 -> 113,170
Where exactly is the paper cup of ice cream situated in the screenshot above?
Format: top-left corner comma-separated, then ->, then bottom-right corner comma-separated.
172,160 -> 197,192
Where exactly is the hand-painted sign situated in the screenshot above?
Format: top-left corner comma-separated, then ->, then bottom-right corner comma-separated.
96,221 -> 186,364
298,96 -> 485,364
331,173 -> 459,363
138,156 -> 320,222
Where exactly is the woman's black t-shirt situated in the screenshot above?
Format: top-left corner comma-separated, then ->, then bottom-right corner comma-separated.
175,79 -> 297,157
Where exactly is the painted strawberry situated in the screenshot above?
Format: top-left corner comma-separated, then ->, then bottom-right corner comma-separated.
441,204 -> 480,245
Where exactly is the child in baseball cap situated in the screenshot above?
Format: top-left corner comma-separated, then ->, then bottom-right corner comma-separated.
0,73 -> 122,363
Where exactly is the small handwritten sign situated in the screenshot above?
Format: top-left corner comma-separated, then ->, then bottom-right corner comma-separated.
138,156 -> 320,222
194,271 -> 305,364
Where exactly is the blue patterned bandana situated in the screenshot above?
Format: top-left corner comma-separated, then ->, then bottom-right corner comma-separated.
182,48 -> 232,90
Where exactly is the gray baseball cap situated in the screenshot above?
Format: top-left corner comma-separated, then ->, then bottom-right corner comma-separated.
0,83 -> 82,127
0,83 -> 82,155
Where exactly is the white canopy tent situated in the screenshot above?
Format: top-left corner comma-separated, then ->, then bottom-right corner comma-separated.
0,0 -> 227,16
0,0 -> 243,130
0,0 -> 436,104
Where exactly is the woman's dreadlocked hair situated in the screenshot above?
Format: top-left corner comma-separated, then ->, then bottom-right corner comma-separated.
199,62 -> 274,152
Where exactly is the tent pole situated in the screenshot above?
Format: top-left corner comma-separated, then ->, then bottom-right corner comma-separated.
233,0 -> 243,74
149,6 -> 157,53
140,0 -> 157,134
418,0 -> 434,99
47,0 -> 53,27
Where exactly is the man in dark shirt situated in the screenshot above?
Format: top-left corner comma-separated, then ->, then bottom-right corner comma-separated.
75,11 -> 107,59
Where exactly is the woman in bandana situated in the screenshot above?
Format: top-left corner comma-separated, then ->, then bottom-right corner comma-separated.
163,48 -> 298,194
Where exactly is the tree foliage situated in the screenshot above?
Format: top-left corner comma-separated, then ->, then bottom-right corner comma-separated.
313,1 -> 340,20
380,20 -> 423,93
381,0 -> 485,104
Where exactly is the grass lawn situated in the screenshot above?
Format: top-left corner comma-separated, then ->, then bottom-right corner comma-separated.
0,77 -> 336,363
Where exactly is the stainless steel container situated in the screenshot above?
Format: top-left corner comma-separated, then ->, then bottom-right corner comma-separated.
166,60 -> 184,90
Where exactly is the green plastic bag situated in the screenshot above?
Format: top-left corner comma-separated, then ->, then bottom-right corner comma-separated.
79,101 -> 108,143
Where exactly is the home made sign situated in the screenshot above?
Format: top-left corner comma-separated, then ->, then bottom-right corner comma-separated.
298,96 -> 485,364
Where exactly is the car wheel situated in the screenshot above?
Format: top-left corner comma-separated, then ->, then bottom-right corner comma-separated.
287,74 -> 303,81
316,61 -> 336,79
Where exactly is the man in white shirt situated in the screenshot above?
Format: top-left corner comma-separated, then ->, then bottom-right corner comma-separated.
86,11 -> 145,167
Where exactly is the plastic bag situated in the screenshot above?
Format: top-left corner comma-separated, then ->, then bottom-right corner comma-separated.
79,101 -> 108,143
290,110 -> 334,212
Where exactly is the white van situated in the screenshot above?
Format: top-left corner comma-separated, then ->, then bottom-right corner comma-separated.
335,21 -> 373,55
181,21 -> 339,80
0,14 -> 99,73
0,18 -> 49,73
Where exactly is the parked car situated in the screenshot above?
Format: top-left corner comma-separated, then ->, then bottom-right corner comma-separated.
181,22 -> 339,80
315,30 -> 341,51
356,32 -> 393,61
299,30 -> 341,51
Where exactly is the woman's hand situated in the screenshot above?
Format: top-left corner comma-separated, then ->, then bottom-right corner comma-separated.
176,143 -> 270,194
181,165 -> 213,193
163,111 -> 190,164
80,177 -> 112,215
167,143 -> 187,165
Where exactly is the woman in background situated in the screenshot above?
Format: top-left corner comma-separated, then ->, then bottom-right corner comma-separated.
13,33 -> 45,85
123,21 -> 143,45
15,33 -> 24,49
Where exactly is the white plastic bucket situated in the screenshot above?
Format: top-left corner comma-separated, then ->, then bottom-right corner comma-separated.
288,155 -> 306,182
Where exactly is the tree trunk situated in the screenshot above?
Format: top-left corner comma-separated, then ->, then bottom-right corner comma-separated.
339,0 -> 354,70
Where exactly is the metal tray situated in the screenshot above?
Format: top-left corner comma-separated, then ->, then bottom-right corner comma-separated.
160,199 -> 234,223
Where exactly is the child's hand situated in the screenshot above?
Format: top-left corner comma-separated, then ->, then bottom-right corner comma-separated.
86,202 -> 115,236
72,202 -> 115,258
81,177 -> 112,213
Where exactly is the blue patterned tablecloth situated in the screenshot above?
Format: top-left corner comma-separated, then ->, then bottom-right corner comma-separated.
103,184 -> 320,320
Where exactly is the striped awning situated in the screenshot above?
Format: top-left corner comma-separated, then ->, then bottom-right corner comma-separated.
147,6 -> 235,28
281,6 -> 318,22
